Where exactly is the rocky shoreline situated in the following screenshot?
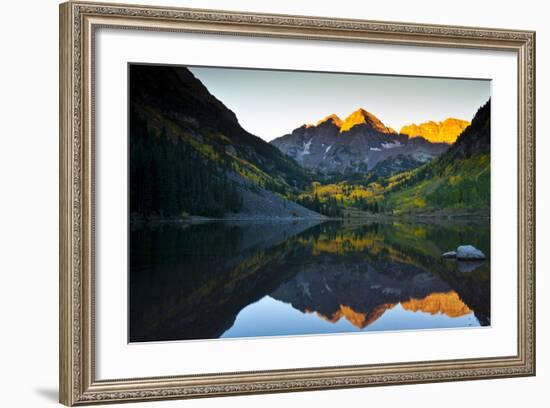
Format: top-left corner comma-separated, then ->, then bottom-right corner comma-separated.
130,209 -> 489,226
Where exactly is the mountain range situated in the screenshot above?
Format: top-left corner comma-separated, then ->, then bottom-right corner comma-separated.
270,109 -> 467,176
129,64 -> 490,219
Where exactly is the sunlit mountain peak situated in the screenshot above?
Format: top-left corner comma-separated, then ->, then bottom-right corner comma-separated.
316,113 -> 343,127
340,108 -> 395,134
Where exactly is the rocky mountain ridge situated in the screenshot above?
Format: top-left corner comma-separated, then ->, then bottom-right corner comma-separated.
270,108 -> 453,175
400,118 -> 470,144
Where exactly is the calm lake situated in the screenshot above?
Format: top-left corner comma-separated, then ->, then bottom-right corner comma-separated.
129,219 -> 490,342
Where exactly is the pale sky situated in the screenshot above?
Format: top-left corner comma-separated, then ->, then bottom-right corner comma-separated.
189,66 -> 491,141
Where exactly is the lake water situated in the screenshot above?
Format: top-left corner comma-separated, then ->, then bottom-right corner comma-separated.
129,219 -> 490,342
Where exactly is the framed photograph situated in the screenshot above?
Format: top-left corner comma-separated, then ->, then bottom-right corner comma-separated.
59,1 -> 536,405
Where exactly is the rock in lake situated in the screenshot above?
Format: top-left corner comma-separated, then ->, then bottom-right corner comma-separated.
442,251 -> 457,258
457,260 -> 485,273
456,245 -> 486,260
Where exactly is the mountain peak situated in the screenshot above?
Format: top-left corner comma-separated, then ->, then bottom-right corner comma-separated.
400,118 -> 470,144
340,108 -> 394,134
316,114 -> 343,127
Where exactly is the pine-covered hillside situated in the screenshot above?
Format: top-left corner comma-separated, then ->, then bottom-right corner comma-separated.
129,64 -> 319,218
384,100 -> 490,214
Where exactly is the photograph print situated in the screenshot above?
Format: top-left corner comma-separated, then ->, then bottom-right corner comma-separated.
129,64 -> 491,343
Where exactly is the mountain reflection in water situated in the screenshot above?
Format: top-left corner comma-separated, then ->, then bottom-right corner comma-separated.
129,220 -> 490,342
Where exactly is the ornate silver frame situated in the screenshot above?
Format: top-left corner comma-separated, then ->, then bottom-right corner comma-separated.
59,1 -> 536,405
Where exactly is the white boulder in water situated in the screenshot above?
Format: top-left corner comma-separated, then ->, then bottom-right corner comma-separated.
456,245 -> 486,260
442,251 -> 457,258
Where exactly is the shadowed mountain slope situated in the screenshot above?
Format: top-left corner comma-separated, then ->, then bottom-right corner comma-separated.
129,64 -> 321,218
